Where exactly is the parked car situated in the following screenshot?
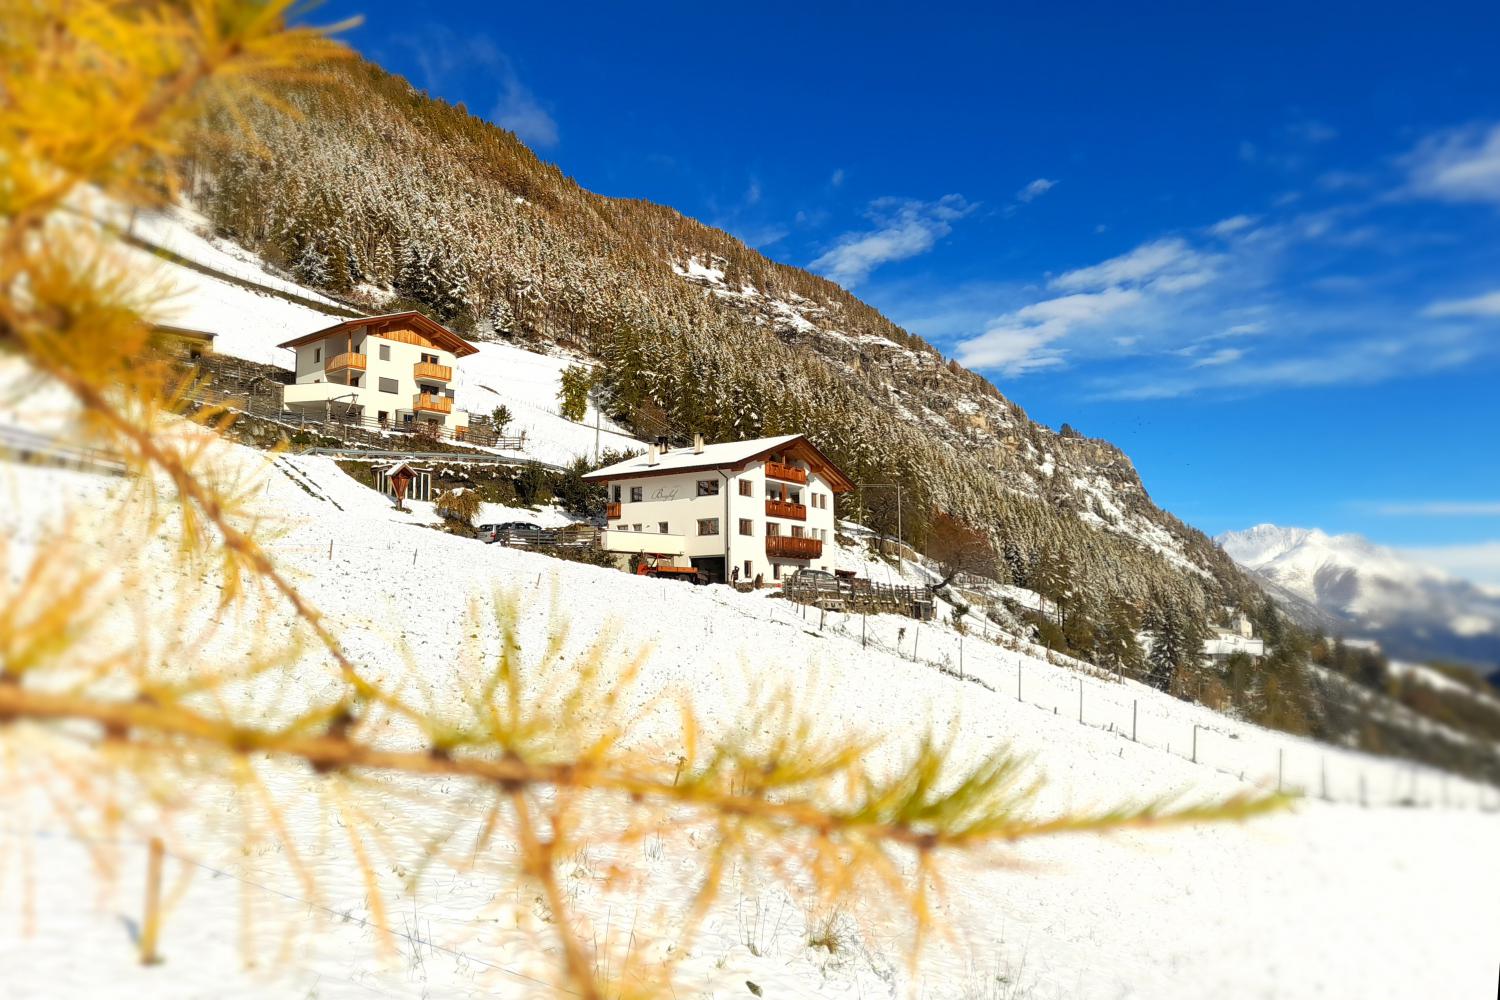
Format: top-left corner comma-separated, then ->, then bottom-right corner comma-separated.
788,568 -> 837,585
477,521 -> 541,544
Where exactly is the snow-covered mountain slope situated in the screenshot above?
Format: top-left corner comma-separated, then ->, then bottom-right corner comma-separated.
111,204 -> 645,468
1220,524 -> 1500,668
5,430 -> 1499,1000
176,58 -> 1270,620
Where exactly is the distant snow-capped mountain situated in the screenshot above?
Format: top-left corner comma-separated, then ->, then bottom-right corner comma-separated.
1218,524 -> 1500,669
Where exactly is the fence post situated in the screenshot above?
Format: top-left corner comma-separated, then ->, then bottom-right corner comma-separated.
1321,758 -> 1328,801
1131,700 -> 1137,742
1077,678 -> 1083,724
140,837 -> 164,965
862,614 -> 866,649
913,627 -> 919,663
959,633 -> 964,680
1191,724 -> 1198,764
1016,660 -> 1022,702
1277,748 -> 1283,795
1359,773 -> 1367,808
327,539 -> 333,561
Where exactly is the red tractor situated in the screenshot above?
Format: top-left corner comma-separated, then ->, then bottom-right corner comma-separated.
634,558 -> 710,586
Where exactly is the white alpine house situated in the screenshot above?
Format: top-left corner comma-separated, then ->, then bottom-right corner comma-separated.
583,433 -> 854,584
278,311 -> 479,436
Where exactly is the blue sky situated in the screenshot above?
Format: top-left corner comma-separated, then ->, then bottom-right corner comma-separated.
320,1 -> 1500,582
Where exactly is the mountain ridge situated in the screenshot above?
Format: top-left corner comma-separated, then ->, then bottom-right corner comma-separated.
1219,523 -> 1500,669
181,55 -> 1265,630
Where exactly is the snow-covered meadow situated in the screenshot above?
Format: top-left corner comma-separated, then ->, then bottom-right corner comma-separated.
5,208 -> 1498,999
3,439 -> 1499,1000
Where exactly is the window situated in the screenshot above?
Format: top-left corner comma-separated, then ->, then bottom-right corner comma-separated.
773,563 -> 782,581
697,518 -> 720,536
766,522 -> 780,536
738,480 -> 753,497
791,526 -> 805,538
379,377 -> 398,394
630,486 -> 643,503
379,344 -> 391,361
743,560 -> 752,578
611,485 -> 621,503
421,352 -> 438,364
697,479 -> 720,497
314,347 -> 321,363
378,411 -> 389,424
632,524 -> 642,532
738,519 -> 753,536
659,522 -> 669,534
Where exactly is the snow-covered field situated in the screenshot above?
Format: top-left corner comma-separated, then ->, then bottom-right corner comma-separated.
3,434 -> 1499,999
5,208 -> 1498,999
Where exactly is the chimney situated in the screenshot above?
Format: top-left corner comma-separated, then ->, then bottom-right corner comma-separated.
693,432 -> 705,454
646,443 -> 659,466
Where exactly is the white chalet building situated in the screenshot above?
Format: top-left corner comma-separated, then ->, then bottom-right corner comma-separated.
582,434 -> 854,585
279,312 -> 478,436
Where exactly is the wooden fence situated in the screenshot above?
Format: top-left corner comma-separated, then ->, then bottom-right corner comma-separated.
782,575 -> 936,621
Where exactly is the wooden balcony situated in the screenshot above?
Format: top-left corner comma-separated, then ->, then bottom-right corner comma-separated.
414,361 -> 453,381
606,502 -> 621,520
766,534 -> 822,560
326,352 -> 366,374
764,460 -> 807,485
413,392 -> 453,414
765,498 -> 806,520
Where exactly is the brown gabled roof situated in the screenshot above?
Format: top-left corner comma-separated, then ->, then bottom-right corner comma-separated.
277,312 -> 480,358
582,434 -> 856,493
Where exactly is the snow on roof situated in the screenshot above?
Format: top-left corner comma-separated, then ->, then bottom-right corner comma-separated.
582,434 -> 803,480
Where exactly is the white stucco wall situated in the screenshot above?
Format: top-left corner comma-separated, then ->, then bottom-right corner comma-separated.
283,326 -> 468,431
602,458 -> 839,582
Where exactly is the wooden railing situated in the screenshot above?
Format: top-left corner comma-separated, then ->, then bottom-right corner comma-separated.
764,460 -> 807,484
413,393 -> 453,414
414,361 -> 453,381
326,352 -> 366,373
605,502 -> 621,519
765,498 -> 806,520
766,534 -> 822,559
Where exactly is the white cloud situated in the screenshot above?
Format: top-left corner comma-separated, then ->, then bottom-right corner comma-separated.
491,77 -> 558,148
1191,347 -> 1244,368
1208,214 -> 1259,237
1050,238 -> 1220,293
1203,321 -> 1268,340
1370,501 -> 1500,516
400,31 -> 560,149
1399,541 -> 1500,588
830,168 -> 845,187
810,195 -> 974,286
1402,123 -> 1500,204
955,287 -> 1142,374
1017,178 -> 1057,202
1423,289 -> 1500,318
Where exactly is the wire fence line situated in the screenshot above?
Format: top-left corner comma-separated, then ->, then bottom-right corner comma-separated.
763,599 -> 1500,813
